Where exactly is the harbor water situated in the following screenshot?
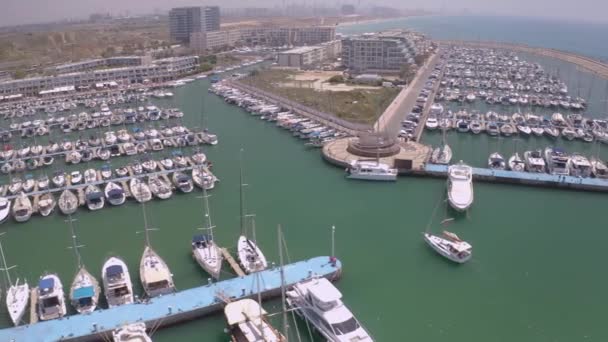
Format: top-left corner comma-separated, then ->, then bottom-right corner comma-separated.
0,16 -> 606,341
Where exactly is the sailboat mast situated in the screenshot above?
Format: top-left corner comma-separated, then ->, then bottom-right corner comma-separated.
239,150 -> 246,236
67,213 -> 83,269
141,197 -> 151,247
0,234 -> 13,287
278,225 -> 288,339
202,187 -> 214,240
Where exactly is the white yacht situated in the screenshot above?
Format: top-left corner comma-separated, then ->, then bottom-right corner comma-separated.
193,167 -> 217,189
0,197 -> 10,223
38,193 -> 56,217
286,277 -> 373,342
172,172 -> 194,193
0,238 -> 29,326
112,322 -> 152,342
424,231 -> 472,263
70,266 -> 100,314
12,193 -> 32,222
508,153 -> 525,172
130,178 -> 152,203
447,162 -> 474,212
140,246 -> 175,298
85,185 -> 105,210
192,189 -> 222,279
568,154 -> 592,178
58,189 -> 78,215
346,160 -> 397,181
524,150 -> 546,173
425,117 -> 439,130
37,274 -> 67,321
488,152 -> 506,170
102,257 -> 134,308
104,182 -> 126,206
544,147 -> 570,175
224,299 -> 286,342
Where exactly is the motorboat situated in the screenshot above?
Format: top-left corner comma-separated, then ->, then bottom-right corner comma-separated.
456,120 -> 469,133
38,193 -> 56,217
174,154 -> 189,168
470,121 -> 483,134
115,166 -> 129,178
0,197 -> 10,223
100,165 -> 113,180
591,157 -> 608,179
172,172 -> 194,193
423,231 -> 472,263
84,168 -> 97,184
67,150 -> 82,164
544,127 -> 560,138
561,128 -> 576,141
22,178 -> 35,193
191,152 -> 207,165
160,157 -> 175,170
500,124 -> 515,136
508,153 -> 525,172
142,159 -> 157,173
286,277 -> 373,342
98,148 -> 111,160
104,182 -> 126,206
516,125 -> 532,135
524,150 -> 546,173
52,171 -> 66,188
102,257 -> 134,308
58,190 -> 78,215
12,193 -> 32,222
37,175 -> 50,190
193,167 -> 218,189
425,117 -> 439,130
130,178 -> 152,203
237,235 -> 267,274
486,122 -> 499,136
70,170 -> 83,185
37,274 -> 67,321
447,162 -> 474,212
430,144 -> 452,165
148,176 -> 173,200
488,152 -> 506,170
544,147 -> 570,175
140,246 -> 176,298
346,160 -> 397,181
70,266 -> 100,314
112,323 -> 151,342
224,299 -> 286,342
85,185 -> 105,210
568,154 -> 592,178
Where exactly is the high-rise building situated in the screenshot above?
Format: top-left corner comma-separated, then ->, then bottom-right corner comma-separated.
169,6 -> 220,44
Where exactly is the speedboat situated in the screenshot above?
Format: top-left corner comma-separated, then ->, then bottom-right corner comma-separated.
224,299 -> 286,342
140,246 -> 175,298
148,176 -> 172,200
424,231 -> 472,263
112,323 -> 151,342
488,153 -> 506,170
524,150 -> 546,173
70,266 -> 100,314
286,277 -> 373,342
104,182 -> 126,206
130,178 -> 152,203
192,234 -> 222,279
568,154 -> 592,178
38,193 -> 56,217
58,190 -> 78,215
0,197 -> 10,223
508,153 -> 525,172
237,235 -> 267,274
172,172 -> 194,193
12,193 -> 32,222
37,274 -> 67,321
346,160 -> 397,181
447,162 -> 474,212
85,185 -> 105,210
102,257 -> 134,308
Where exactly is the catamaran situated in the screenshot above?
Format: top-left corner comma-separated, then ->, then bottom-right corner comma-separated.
192,188 -> 223,279
236,153 -> 267,274
424,231 -> 472,263
286,277 -> 373,342
37,274 -> 67,321
447,162 -> 474,212
102,256 -> 134,308
0,235 -> 29,326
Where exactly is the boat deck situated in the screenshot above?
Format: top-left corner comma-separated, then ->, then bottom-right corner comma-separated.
423,163 -> 608,192
0,256 -> 342,342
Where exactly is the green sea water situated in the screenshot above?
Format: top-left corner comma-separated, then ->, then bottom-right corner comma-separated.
1,16 -> 608,342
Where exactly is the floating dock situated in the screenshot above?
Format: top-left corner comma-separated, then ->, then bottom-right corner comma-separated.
422,163 -> 608,192
0,256 -> 342,342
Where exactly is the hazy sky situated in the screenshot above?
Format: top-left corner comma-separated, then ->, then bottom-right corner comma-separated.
2,0 -> 608,26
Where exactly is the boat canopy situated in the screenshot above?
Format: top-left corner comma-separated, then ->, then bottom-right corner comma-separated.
108,189 -> 124,198
106,265 -> 123,277
39,278 -> 54,292
192,234 -> 211,243
72,285 -> 94,300
176,174 -> 190,182
86,192 -> 104,200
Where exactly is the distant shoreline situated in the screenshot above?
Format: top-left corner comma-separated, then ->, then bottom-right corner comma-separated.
336,16 -> 410,28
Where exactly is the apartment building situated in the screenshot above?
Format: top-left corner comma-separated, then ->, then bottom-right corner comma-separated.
169,6 -> 220,44
277,40 -> 342,68
44,56 -> 153,75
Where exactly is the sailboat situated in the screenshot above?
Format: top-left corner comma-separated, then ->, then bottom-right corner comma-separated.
139,202 -> 175,298
0,234 -> 29,326
191,188 -> 222,279
38,192 -> 56,217
66,215 -> 100,314
236,151 -> 267,274
58,189 -> 78,215
424,231 -> 472,264
430,124 -> 452,165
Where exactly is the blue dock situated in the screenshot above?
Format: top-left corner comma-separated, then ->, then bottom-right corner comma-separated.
0,256 -> 342,342
423,163 -> 608,192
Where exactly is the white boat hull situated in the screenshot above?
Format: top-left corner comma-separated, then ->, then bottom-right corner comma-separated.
423,233 -> 472,263
237,236 -> 267,274
6,282 -> 29,326
102,257 -> 134,308
193,241 -> 223,279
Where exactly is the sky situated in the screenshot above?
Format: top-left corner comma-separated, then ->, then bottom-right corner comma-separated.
1,0 -> 608,26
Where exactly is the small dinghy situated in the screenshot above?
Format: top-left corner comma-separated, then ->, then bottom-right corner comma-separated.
424,231 -> 472,264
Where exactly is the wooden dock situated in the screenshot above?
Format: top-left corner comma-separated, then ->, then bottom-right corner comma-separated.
29,287 -> 38,324
220,248 -> 245,277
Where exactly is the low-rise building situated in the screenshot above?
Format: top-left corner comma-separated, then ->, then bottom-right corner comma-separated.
44,56 -> 153,75
0,56 -> 199,97
277,40 -> 342,68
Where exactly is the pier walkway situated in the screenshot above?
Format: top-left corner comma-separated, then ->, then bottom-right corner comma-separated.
438,40 -> 608,78
0,256 -> 342,342
423,163 -> 608,192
